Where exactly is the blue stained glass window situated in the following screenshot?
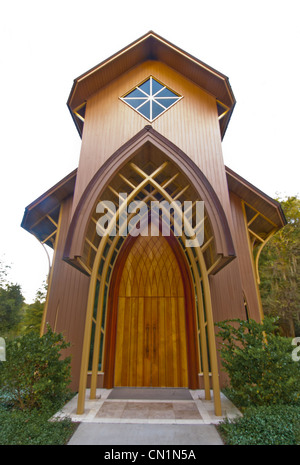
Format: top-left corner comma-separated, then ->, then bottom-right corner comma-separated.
120,76 -> 181,122
138,100 -> 151,119
123,98 -> 147,109
154,87 -> 176,98
139,79 -> 151,95
155,98 -> 178,109
151,78 -> 164,96
152,100 -> 164,119
125,87 -> 146,98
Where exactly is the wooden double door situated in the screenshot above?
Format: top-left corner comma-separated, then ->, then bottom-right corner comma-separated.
114,234 -> 189,387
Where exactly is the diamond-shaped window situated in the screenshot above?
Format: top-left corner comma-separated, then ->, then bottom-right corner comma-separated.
120,76 -> 182,122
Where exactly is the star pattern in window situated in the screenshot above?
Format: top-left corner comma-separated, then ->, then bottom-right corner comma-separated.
120,76 -> 182,122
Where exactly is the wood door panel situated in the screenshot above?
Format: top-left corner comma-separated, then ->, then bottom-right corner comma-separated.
136,296 -> 145,387
114,235 -> 189,387
157,297 -> 166,387
178,297 -> 188,384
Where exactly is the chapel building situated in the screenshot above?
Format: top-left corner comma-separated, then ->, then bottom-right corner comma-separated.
21,32 -> 286,415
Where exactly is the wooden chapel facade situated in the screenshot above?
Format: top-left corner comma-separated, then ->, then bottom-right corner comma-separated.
21,32 -> 286,415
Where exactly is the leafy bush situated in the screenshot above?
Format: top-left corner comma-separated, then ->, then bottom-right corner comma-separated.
218,405 -> 300,445
0,326 -> 71,411
216,317 -> 300,407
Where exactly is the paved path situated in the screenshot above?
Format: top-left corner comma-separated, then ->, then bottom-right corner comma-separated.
52,389 -> 241,445
68,423 -> 224,445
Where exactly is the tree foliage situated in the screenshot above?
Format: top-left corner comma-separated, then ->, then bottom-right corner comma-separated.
259,195 -> 300,335
0,258 -> 47,338
0,282 -> 24,339
21,282 -> 47,335
0,259 -> 24,338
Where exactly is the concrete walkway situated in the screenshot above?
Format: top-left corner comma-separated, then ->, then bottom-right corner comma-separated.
68,423 -> 224,445
52,388 -> 241,445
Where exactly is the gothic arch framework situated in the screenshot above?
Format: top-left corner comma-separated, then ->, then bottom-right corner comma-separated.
63,127 -> 236,416
64,127 -> 235,268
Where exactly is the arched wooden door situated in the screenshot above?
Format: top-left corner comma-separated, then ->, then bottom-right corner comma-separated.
114,234 -> 189,387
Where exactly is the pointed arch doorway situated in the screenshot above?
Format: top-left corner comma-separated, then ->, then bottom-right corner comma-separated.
104,228 -> 199,390
73,129 -> 232,415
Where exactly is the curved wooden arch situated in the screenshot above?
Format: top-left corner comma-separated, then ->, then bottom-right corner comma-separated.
86,206 -> 212,404
64,126 -> 235,270
88,172 -> 212,388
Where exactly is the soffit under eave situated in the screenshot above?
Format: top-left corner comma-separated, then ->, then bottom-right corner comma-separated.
21,170 -> 77,247
225,167 -> 287,229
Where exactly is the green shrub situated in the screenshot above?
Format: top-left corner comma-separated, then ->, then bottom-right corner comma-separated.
0,326 -> 71,411
218,405 -> 300,445
0,405 -> 78,445
216,317 -> 300,407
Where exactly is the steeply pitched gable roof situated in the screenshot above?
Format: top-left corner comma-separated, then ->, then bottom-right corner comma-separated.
67,31 -> 236,139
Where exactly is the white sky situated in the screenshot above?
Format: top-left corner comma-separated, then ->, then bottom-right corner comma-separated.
0,0 -> 299,303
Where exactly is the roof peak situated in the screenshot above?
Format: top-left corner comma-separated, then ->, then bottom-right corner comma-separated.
67,32 -> 235,139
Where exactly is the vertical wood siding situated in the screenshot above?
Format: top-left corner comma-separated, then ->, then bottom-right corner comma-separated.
229,192 -> 262,321
42,195 -> 90,390
72,61 -> 233,224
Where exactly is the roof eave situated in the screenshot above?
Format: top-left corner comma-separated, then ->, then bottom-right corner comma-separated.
225,166 -> 287,228
21,169 -> 77,232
